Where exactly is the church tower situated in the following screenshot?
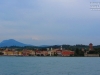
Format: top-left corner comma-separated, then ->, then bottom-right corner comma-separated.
89,43 -> 93,50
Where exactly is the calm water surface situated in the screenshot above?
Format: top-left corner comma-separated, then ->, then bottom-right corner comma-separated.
0,57 -> 100,75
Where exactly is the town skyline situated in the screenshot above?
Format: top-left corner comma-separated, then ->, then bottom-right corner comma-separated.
0,0 -> 100,45
0,41 -> 100,57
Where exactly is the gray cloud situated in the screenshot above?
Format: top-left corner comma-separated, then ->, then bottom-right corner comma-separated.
0,0 -> 100,45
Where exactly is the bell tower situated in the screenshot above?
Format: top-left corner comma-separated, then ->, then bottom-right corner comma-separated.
89,43 -> 93,50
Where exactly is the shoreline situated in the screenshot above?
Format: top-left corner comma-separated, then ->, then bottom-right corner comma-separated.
0,55 -> 99,57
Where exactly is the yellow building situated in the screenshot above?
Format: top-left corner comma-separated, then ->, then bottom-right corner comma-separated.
3,50 -> 14,55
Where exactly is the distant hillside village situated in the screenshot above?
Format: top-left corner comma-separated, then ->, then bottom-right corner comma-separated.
0,43 -> 100,57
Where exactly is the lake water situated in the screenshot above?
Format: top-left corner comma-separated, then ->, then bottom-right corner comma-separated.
0,57 -> 100,75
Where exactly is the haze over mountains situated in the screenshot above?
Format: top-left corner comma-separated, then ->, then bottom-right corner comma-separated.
0,39 -> 51,47
0,39 -> 28,47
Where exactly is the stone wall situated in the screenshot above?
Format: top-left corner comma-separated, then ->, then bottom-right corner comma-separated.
84,54 -> 99,57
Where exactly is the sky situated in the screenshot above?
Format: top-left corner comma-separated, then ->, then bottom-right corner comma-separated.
0,0 -> 100,45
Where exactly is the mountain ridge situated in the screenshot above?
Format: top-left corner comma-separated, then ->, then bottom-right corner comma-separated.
0,39 -> 28,47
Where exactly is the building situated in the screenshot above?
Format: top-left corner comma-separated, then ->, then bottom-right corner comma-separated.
89,43 -> 93,50
56,50 -> 62,56
84,43 -> 99,57
22,50 -> 35,56
62,50 -> 74,56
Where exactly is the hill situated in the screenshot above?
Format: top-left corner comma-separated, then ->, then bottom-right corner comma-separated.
0,39 -> 28,47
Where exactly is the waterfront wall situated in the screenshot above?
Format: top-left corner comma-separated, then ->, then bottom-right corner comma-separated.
84,54 -> 99,57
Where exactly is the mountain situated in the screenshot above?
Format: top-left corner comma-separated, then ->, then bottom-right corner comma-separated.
39,45 -> 51,47
0,39 -> 28,47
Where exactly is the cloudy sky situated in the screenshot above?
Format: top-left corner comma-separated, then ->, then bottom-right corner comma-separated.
0,0 -> 100,45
